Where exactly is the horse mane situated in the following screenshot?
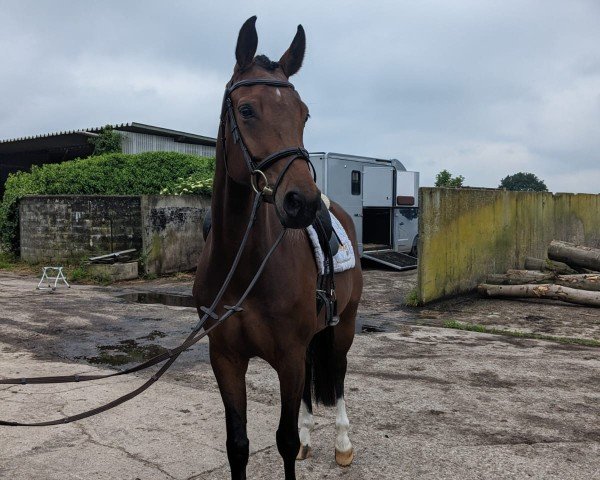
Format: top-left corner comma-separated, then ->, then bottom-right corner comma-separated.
254,54 -> 279,71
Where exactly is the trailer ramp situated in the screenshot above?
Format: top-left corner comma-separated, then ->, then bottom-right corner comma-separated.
362,250 -> 417,271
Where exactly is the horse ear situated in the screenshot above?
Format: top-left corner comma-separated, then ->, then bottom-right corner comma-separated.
236,16 -> 258,71
279,25 -> 305,77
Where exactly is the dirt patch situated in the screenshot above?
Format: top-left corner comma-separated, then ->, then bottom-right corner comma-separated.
468,371 -> 517,389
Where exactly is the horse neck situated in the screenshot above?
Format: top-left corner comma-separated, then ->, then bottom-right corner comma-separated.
209,154 -> 277,260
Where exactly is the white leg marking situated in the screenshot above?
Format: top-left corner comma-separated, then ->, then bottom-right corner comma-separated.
335,397 -> 352,453
298,399 -> 314,447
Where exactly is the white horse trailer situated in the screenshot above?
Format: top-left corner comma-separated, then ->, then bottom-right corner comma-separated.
311,152 -> 419,270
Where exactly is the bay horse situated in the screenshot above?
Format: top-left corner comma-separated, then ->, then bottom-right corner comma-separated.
192,16 -> 362,479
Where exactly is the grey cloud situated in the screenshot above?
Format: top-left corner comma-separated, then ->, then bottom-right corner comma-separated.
1,0 -> 599,192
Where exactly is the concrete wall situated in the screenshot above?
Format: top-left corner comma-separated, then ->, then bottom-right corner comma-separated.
20,196 -> 142,263
417,188 -> 600,304
141,195 -> 210,275
19,195 -> 210,275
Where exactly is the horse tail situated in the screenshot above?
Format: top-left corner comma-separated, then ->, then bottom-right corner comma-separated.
306,326 -> 337,406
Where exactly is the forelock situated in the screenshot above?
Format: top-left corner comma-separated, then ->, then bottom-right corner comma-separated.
254,54 -> 280,71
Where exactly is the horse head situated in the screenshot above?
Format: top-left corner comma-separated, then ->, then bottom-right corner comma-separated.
220,16 -> 320,229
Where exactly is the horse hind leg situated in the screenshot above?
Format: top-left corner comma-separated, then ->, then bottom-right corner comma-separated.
334,354 -> 354,467
300,321 -> 355,466
296,360 -> 314,461
333,303 -> 357,467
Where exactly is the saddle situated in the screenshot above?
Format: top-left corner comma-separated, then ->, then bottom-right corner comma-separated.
202,197 -> 340,327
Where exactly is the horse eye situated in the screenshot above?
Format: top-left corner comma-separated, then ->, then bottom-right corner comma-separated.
238,104 -> 254,118
305,113 -> 310,123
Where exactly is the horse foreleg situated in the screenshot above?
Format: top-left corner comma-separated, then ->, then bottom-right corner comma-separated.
276,358 -> 305,480
211,350 -> 250,480
296,361 -> 314,460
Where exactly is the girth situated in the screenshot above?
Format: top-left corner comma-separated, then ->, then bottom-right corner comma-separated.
313,200 -> 339,327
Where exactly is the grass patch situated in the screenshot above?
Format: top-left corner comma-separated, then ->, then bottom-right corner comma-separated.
0,251 -> 17,269
66,263 -> 114,285
404,288 -> 421,307
443,320 -> 600,348
0,251 -> 38,274
64,265 -> 112,285
0,253 -> 115,285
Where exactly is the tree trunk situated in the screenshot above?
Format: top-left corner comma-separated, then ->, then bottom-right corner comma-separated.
548,240 -> 600,271
524,256 -> 578,274
485,270 -> 600,291
556,274 -> 600,291
477,283 -> 600,307
486,270 -> 555,284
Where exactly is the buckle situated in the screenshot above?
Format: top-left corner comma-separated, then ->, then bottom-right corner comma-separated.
251,169 -> 274,196
200,306 -> 219,320
224,305 -> 244,313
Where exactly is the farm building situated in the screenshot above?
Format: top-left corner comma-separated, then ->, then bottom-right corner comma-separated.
0,122 -> 217,195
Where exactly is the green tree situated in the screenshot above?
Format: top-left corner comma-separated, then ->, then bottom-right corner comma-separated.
499,172 -> 548,192
88,125 -> 122,155
435,169 -> 465,188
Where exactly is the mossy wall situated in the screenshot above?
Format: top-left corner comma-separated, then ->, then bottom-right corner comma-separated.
140,195 -> 210,275
417,188 -> 600,304
19,195 -> 210,275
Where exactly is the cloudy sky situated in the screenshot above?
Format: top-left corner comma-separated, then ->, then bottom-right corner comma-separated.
1,0 -> 599,192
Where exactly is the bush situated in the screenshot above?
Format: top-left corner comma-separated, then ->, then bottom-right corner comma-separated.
0,151 -> 215,253
160,172 -> 214,195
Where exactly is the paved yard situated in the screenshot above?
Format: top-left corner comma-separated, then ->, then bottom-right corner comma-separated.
0,268 -> 599,479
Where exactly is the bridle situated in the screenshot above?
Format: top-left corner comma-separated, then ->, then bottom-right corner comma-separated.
220,77 -> 315,221
0,76 -> 321,427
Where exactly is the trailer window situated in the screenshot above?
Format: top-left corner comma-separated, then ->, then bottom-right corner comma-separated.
351,170 -> 361,195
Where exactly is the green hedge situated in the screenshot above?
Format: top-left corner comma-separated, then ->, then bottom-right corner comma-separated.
0,151 -> 215,253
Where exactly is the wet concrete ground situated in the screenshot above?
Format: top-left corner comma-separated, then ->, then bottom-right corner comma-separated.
1,266 -> 599,479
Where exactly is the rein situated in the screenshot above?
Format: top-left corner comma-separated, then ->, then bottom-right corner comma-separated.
0,75 -> 311,427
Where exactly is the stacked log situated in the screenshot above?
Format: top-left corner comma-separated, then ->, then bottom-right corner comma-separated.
523,257 -> 577,274
478,241 -> 600,307
486,270 -> 600,291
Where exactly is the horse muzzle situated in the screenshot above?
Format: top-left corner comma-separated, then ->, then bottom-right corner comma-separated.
280,190 -> 320,229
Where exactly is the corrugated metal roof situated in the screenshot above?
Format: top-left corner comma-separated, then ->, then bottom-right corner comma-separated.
0,122 -> 217,146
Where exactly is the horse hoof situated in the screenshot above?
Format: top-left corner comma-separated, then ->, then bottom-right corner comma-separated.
296,444 -> 312,460
335,447 -> 354,467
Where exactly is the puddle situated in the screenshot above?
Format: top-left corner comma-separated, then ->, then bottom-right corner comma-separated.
119,292 -> 196,308
80,337 -> 169,366
360,324 -> 388,333
355,317 -> 389,334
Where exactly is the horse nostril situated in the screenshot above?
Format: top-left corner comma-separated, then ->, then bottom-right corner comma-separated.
283,191 -> 306,218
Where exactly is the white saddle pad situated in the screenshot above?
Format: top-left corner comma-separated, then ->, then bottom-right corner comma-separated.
306,211 -> 356,275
